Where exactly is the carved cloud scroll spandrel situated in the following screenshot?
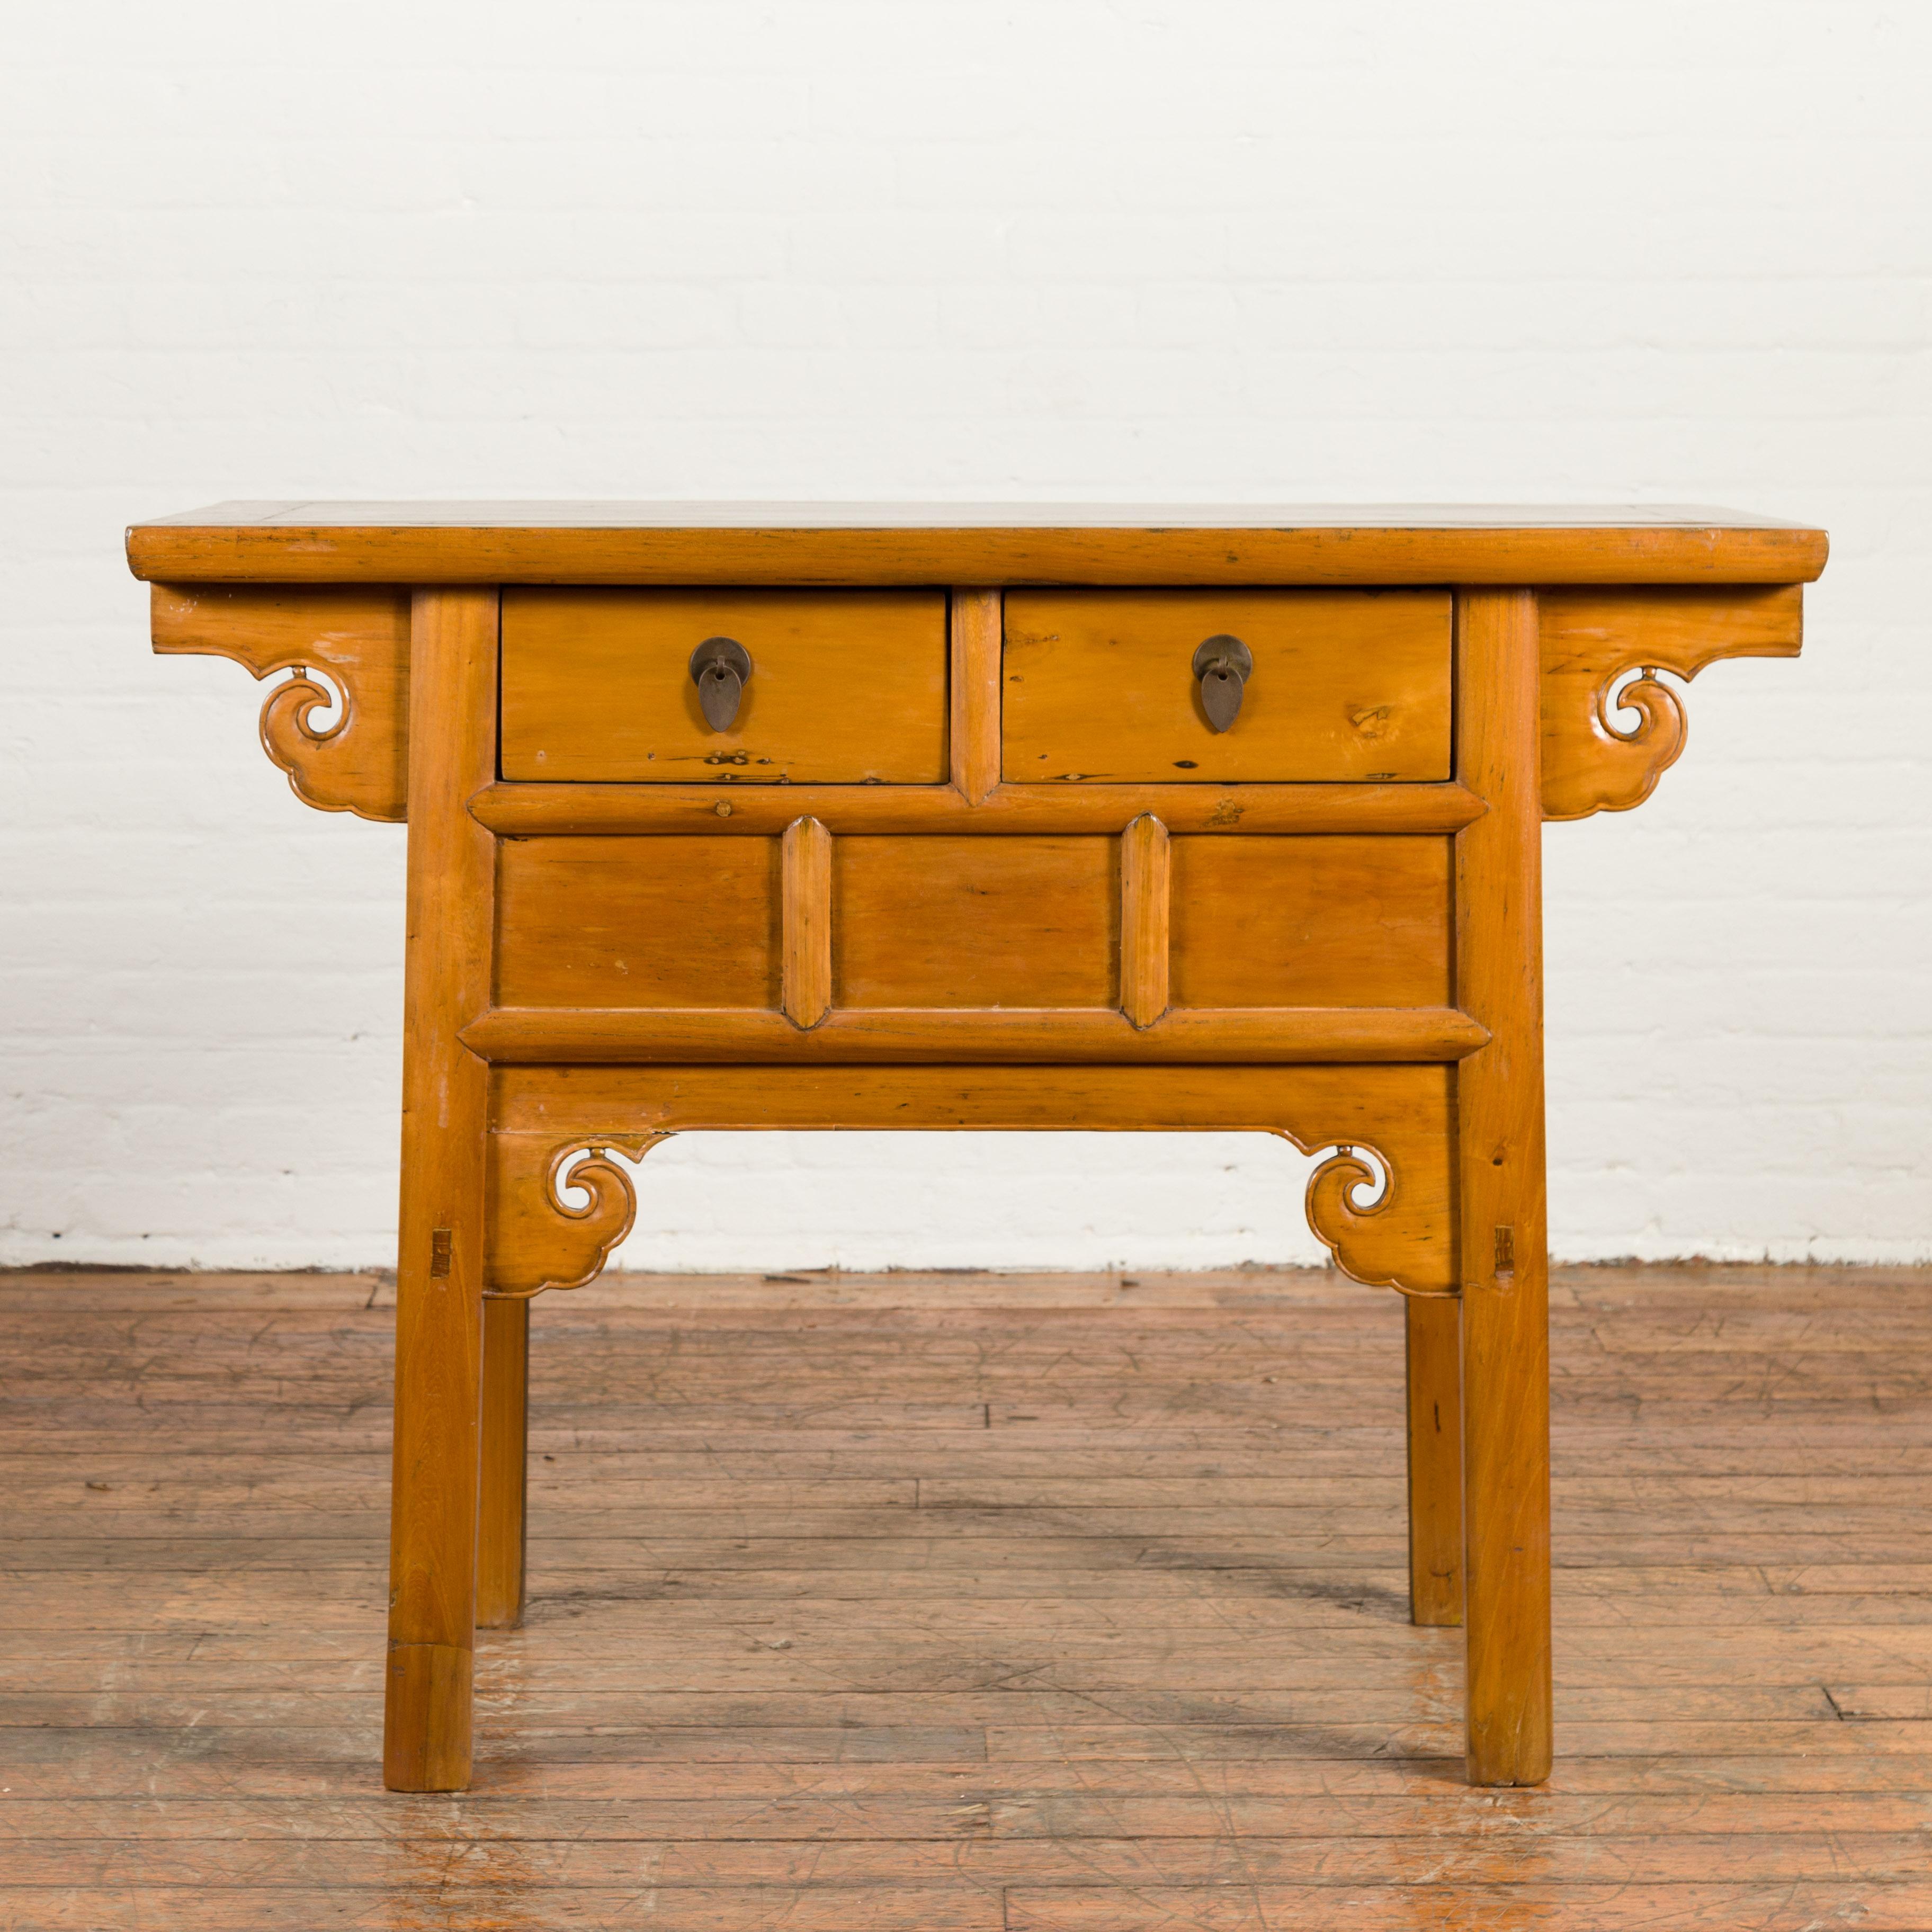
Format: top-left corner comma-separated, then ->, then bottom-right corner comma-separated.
1290,1131 -> 1455,1299
151,584 -> 412,821
486,1134 -> 668,1298
1540,585 -> 1802,821
487,1063 -> 1461,1299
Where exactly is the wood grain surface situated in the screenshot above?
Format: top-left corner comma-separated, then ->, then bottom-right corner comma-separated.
832,836 -> 1118,1009
383,589 -> 499,1792
149,583 -> 411,820
1,1260 -> 1924,1929
949,588 -> 1003,804
469,779 -> 1488,837
1002,589 -> 1453,783
781,817 -> 834,1030
485,829 -> 1457,1050
460,1004 -> 1488,1066
1405,1294 -> 1464,1629
125,502 -> 1830,585
1454,589 -> 1554,1785
494,836 -> 782,1011
485,1064 -> 1459,1298
499,587 -> 948,784
1168,834 -> 1451,1009
1540,585 -> 1805,820
1117,814 -> 1171,1029
476,1298 -> 529,1631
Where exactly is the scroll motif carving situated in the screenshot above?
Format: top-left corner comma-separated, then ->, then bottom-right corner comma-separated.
486,1133 -> 668,1298
486,1124 -> 1445,1299
1283,1134 -> 1454,1299
490,1063 -> 1458,1299
1540,586 -> 1802,821
150,584 -> 411,820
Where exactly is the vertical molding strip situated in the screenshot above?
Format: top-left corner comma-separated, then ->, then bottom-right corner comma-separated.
782,815 -> 833,1028
1119,812 -> 1171,1029
950,587 -> 1003,804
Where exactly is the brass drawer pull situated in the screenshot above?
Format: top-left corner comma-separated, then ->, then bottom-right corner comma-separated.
1192,633 -> 1252,732
690,636 -> 752,730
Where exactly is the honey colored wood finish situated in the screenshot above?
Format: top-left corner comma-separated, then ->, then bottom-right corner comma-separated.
138,505 -> 1819,1794
833,836 -> 1117,1009
127,501 -> 1829,585
782,817 -> 834,1029
1405,1295 -> 1464,1628
949,588 -> 1003,804
470,779 -> 1488,837
485,1063 -> 1459,1301
1454,590 -> 1554,1785
383,587 -> 498,1793
1118,815 -> 1171,1029
1002,589 -> 1453,783
475,1297 -> 529,1630
486,828 -> 1454,1043
150,584 -> 410,820
460,1005 -> 1488,1067
495,836 -> 781,1010
499,588 -> 949,784
1168,836 -> 1451,1009
1540,586 -> 1804,820
486,1139 -> 657,1300
6,1262 -> 1931,1931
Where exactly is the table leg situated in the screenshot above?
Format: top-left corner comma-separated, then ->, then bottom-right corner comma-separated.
1405,1295 -> 1463,1626
478,1298 -> 531,1629
382,587 -> 498,1793
1461,1218 -> 1552,1784
384,1254 -> 484,1792
1454,588 -> 1554,1787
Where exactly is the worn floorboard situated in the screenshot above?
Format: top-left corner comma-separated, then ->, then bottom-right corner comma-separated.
0,1261 -> 1928,1930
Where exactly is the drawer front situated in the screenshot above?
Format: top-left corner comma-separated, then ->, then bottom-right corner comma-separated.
496,836 -> 780,1008
1169,836 -> 1451,1007
500,588 -> 949,783
491,833 -> 1447,1016
834,836 -> 1118,1009
1001,589 -> 1452,783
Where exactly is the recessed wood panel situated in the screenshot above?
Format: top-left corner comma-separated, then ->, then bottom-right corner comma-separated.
833,837 -> 1117,1009
1003,589 -> 1452,782
1169,836 -> 1452,1008
495,837 -> 779,1009
501,588 -> 948,783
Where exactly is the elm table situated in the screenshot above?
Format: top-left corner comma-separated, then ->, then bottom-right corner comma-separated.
130,503 -> 1827,1791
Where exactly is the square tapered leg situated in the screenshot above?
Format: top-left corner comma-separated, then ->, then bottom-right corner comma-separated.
478,1297 -> 531,1630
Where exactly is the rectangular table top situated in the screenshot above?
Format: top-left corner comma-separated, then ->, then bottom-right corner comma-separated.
127,502 -> 1828,587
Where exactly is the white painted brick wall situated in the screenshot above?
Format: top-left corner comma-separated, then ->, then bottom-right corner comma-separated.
2,0 -> 1926,1269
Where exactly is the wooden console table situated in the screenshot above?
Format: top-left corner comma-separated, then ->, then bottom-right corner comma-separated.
129,503 -> 1826,1792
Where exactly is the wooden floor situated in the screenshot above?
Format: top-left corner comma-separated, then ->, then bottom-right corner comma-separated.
3,1263 -> 1931,1929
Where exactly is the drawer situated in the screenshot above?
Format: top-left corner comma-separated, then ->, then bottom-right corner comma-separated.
500,588 -> 949,783
491,831 -> 1450,1017
1001,589 -> 1452,783
1169,837 -> 1451,1007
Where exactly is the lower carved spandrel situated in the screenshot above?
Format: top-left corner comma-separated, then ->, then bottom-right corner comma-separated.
1301,1139 -> 1452,1299
486,1063 -> 1457,1298
485,1134 -> 665,1299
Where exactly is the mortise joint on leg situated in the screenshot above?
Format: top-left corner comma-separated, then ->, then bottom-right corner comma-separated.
1492,1224 -> 1516,1289
430,1228 -> 453,1278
